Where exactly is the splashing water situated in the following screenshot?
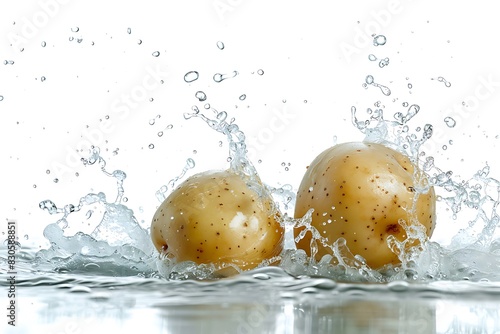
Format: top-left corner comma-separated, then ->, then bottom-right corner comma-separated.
33,40 -> 500,284
36,147 -> 156,276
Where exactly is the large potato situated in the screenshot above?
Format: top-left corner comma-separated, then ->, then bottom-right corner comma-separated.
294,142 -> 436,269
151,170 -> 284,272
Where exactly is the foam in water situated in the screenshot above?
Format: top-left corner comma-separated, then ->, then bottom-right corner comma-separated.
36,36 -> 500,283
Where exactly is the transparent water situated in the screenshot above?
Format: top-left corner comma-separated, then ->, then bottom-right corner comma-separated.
3,6 -> 500,332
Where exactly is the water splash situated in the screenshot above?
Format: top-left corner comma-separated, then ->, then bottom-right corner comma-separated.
155,158 -> 196,202
37,148 -> 156,276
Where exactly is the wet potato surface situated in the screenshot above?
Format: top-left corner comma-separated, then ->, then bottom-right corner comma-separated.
294,142 -> 436,269
151,170 -> 284,271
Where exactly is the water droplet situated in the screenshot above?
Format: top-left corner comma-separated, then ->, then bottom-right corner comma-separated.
408,83 -> 413,89
216,41 -> 225,50
127,27 -> 132,34
239,94 -> 246,101
33,184 -> 37,188
71,27 -> 79,33
402,102 -> 409,107
364,75 -> 391,96
24,234 -> 29,240
152,51 -> 160,57
149,119 -> 155,125
213,70 -> 238,83
148,144 -> 154,149
184,71 -> 199,83
166,124 -> 173,130
186,158 -> 195,169
157,131 -> 163,137
368,54 -> 377,61
137,39 -> 142,45
195,91 -> 207,101
0,96 -> 3,101
257,69 -> 264,75
444,116 -> 456,128
442,145 -> 448,150
46,169 -> 51,174
41,76 -> 46,82
257,159 -> 262,164
53,178 -> 59,183
122,197 -> 128,202
373,35 -> 387,46
433,76 -> 451,87
41,41 -> 46,47
378,57 -> 389,68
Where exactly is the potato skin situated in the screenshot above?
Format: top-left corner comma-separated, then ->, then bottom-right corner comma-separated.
294,142 -> 436,269
151,170 -> 283,271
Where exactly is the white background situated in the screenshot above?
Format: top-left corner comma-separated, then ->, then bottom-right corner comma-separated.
1,0 -> 499,249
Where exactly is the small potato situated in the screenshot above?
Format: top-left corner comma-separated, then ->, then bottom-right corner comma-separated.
294,142 -> 436,269
151,170 -> 284,271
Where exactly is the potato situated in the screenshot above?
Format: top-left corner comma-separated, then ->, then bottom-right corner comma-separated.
151,170 -> 284,272
294,142 -> 436,269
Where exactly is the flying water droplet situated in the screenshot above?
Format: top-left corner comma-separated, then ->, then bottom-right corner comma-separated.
257,69 -> 264,75
41,41 -> 46,47
239,94 -> 246,101
433,76 -> 451,87
41,76 -> 46,82
378,57 -> 389,68
152,51 -> 160,57
216,41 -> 225,50
184,71 -> 199,83
195,91 -> 207,101
127,27 -> 132,34
368,54 -> 377,61
213,70 -> 238,83
71,27 -> 79,33
373,35 -> 387,46
364,75 -> 391,96
148,144 -> 154,149
444,116 -> 456,128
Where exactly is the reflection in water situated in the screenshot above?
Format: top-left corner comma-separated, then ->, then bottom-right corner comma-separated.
7,269 -> 500,334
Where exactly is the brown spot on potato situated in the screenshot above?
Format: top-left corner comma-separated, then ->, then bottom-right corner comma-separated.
386,224 -> 400,234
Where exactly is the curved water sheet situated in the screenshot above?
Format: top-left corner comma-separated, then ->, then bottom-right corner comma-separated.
34,149 -> 158,277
